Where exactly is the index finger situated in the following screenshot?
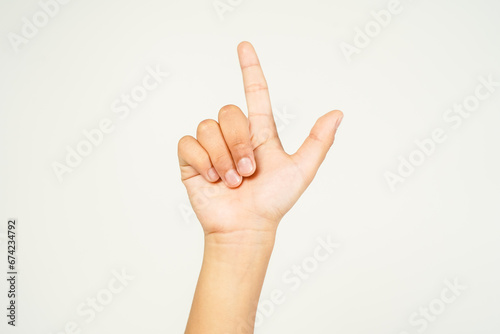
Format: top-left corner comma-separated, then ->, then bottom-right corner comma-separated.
237,42 -> 278,143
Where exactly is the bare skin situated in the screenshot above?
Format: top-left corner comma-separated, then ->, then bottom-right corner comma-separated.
179,41 -> 343,334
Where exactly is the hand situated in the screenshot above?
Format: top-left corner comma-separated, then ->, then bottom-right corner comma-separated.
182,42 -> 343,333
178,42 -> 343,241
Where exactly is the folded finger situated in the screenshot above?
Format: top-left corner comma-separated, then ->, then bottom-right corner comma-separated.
196,119 -> 242,188
178,135 -> 219,182
218,105 -> 256,177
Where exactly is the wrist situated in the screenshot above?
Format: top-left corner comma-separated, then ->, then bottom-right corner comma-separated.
189,230 -> 275,334
203,229 -> 276,267
205,228 -> 276,247
202,213 -> 280,246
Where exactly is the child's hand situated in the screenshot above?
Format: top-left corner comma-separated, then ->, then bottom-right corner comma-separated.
182,42 -> 343,333
178,42 -> 343,241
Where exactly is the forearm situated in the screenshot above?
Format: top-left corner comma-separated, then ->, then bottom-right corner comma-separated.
185,230 -> 276,334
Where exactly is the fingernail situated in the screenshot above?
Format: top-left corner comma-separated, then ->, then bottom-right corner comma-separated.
207,167 -> 219,182
225,169 -> 241,187
237,157 -> 254,175
334,116 -> 343,130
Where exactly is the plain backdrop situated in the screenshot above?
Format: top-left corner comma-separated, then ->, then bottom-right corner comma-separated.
1,0 -> 499,333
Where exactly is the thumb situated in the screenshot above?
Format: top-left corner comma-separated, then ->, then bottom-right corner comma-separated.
292,110 -> 343,185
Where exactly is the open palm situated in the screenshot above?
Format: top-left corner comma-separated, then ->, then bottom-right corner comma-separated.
178,42 -> 343,236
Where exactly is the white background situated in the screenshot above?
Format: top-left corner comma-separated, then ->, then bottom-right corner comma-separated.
1,0 -> 499,333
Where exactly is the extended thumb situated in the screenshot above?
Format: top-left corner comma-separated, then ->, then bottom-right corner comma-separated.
292,110 -> 343,184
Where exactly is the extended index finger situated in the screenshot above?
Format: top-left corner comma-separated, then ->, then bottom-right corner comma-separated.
237,42 -> 278,142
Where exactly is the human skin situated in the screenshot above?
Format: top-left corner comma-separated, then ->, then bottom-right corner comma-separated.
179,41 -> 343,333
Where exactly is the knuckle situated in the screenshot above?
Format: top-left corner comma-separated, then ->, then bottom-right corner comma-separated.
177,135 -> 193,150
197,119 -> 218,135
211,153 -> 232,168
309,131 -> 333,148
230,139 -> 251,152
244,82 -> 268,93
195,156 -> 211,169
308,132 -> 324,143
218,104 -> 240,119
